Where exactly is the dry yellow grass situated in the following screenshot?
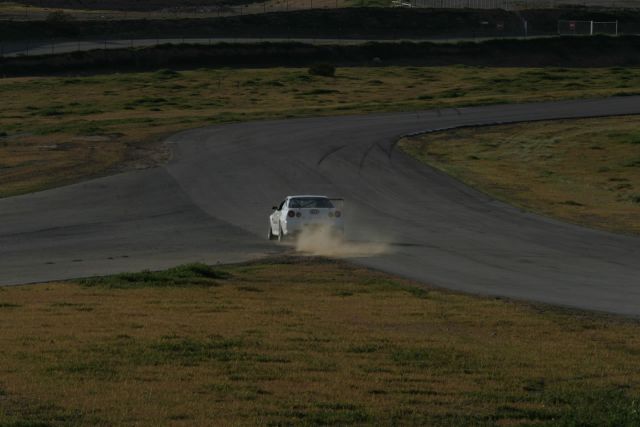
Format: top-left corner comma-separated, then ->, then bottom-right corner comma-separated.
1,258 -> 640,425
2,66 -> 640,198
400,115 -> 640,234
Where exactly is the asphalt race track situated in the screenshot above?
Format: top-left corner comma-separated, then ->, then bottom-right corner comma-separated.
2,97 -> 640,315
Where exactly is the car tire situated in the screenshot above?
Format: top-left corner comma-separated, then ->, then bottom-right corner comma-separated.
268,223 -> 275,241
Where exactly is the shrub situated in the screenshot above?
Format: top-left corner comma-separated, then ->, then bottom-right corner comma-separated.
46,10 -> 74,24
308,63 -> 335,77
154,69 -> 181,79
303,88 -> 340,95
79,263 -> 229,288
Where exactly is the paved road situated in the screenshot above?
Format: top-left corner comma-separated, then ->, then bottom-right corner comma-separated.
2,97 -> 640,315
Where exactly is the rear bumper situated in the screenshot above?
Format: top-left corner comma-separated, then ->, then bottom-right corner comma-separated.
283,220 -> 343,236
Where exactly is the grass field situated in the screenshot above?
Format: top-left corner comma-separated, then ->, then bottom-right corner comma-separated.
2,65 -> 640,198
1,257 -> 640,425
400,115 -> 640,235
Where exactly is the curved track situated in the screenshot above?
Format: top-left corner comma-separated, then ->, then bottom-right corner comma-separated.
2,97 -> 640,315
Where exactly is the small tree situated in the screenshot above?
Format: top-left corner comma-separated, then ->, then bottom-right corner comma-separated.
308,63 -> 336,77
46,10 -> 74,24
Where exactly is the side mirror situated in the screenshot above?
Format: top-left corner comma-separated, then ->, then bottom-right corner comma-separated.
272,206 -> 278,210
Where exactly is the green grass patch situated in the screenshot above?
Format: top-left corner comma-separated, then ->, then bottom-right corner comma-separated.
150,336 -> 247,365
399,115 -> 640,234
2,257 -> 640,424
79,263 -> 229,288
0,303 -> 21,308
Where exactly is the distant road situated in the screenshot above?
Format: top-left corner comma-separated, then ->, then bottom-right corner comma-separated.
1,36 -> 547,57
2,97 -> 640,315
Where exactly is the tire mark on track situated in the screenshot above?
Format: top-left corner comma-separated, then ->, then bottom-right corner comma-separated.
358,141 -> 379,172
317,144 -> 346,166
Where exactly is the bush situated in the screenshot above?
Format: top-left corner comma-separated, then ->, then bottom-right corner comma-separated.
308,63 -> 336,77
46,10 -> 74,24
154,68 -> 181,79
79,263 -> 229,288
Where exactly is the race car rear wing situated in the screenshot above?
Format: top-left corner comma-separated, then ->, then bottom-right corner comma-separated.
329,198 -> 344,210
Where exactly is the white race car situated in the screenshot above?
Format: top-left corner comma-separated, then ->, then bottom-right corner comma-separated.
269,195 -> 343,241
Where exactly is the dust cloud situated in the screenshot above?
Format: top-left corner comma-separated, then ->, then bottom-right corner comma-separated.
294,225 -> 391,258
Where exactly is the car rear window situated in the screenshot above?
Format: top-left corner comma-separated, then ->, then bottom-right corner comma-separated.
289,197 -> 334,209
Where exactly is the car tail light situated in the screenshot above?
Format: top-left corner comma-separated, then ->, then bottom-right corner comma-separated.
287,211 -> 295,218
296,212 -> 302,218
334,211 -> 341,218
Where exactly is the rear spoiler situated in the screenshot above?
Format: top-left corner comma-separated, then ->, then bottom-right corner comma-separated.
329,198 -> 344,210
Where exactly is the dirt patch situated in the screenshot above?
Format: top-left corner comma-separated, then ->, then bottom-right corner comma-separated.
115,139 -> 171,172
